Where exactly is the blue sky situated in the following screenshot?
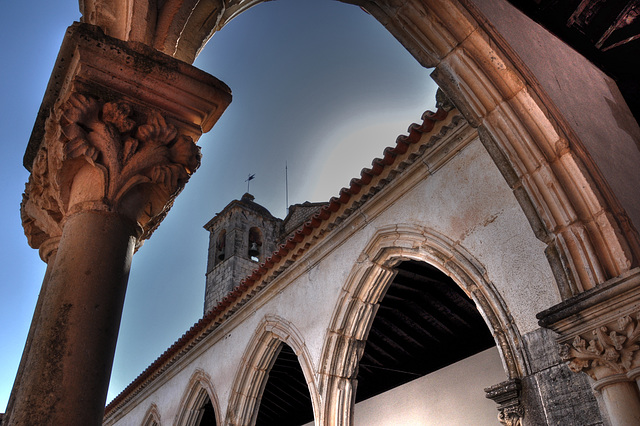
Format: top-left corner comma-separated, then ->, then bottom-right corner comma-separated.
0,0 -> 437,409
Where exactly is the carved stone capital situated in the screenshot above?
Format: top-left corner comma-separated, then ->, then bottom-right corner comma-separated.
22,93 -> 202,251
485,379 -> 524,426
560,313 -> 640,381
538,268 -> 640,384
21,22 -> 232,258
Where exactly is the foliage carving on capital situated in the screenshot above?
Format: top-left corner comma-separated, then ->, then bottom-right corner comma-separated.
485,379 -> 523,426
560,312 -> 640,380
498,404 -> 524,426
22,93 -> 202,250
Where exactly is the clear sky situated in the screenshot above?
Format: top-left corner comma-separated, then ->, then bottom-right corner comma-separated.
0,0 -> 438,410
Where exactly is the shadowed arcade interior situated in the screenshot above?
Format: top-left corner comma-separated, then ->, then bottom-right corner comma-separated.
253,260 -> 496,424
194,395 -> 217,425
257,343 -> 314,425
356,260 -> 496,402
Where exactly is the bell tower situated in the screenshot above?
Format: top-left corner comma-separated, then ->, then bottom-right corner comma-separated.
203,193 -> 283,313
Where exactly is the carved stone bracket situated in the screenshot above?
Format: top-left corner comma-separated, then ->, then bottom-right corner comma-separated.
485,379 -> 524,426
21,22 -> 232,258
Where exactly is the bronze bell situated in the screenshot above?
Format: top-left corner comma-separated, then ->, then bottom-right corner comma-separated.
249,242 -> 260,257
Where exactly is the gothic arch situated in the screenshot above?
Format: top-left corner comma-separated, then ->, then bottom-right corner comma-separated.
346,0 -> 638,296
81,0 -> 639,298
174,369 -> 221,426
142,403 -> 162,426
318,224 -> 529,425
226,315 -> 320,426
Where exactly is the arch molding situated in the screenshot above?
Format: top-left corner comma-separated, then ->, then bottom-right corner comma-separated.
226,315 -> 321,425
318,224 -> 528,425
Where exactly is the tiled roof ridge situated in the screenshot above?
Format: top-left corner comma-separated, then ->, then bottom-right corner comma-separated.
104,107 -> 455,418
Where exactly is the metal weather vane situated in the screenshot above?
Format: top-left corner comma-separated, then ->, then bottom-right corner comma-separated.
245,173 -> 256,193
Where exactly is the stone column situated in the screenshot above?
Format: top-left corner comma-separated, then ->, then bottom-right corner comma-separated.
9,212 -> 138,425
3,241 -> 58,424
538,268 -> 640,426
5,22 -> 231,425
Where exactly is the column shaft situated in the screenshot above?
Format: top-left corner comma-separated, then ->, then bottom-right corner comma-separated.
601,381 -> 640,426
9,22 -> 231,423
3,257 -> 55,424
7,212 -> 136,425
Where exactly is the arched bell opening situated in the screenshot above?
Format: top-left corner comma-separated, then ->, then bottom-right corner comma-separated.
248,227 -> 263,262
215,229 -> 226,264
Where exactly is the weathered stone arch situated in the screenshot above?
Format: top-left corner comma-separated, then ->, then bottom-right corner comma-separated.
318,224 -> 528,425
153,0 -> 266,62
174,369 -> 221,426
142,403 -> 162,426
351,0 -> 638,297
226,315 -> 320,425
80,0 -> 639,298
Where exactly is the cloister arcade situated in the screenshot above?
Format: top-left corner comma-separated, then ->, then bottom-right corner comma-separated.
4,0 -> 640,425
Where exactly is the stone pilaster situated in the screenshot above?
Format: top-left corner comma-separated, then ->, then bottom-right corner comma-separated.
538,267 -> 640,426
5,22 -> 231,425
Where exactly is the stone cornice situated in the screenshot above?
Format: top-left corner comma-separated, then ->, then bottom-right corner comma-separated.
537,268 -> 640,334
485,379 -> 524,426
25,22 -> 231,171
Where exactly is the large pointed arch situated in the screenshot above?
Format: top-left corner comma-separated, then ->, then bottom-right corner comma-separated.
356,0 -> 639,295
226,315 -> 321,426
174,369 -> 221,426
80,0 -> 639,297
318,224 -> 530,425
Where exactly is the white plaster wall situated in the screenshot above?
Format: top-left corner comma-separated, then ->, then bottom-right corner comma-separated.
108,134 -> 560,425
371,137 -> 560,333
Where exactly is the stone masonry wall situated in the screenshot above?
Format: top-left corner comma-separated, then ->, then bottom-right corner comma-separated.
204,202 -> 283,313
520,328 -> 603,426
282,203 -> 327,240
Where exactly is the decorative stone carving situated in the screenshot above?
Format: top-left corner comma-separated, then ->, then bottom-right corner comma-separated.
22,92 -> 201,252
539,268 -> 640,382
538,269 -> 640,424
19,22 -> 231,259
485,379 -> 524,426
560,312 -> 640,380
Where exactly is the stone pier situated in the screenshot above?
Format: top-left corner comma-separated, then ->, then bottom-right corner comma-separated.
4,22 -> 231,425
